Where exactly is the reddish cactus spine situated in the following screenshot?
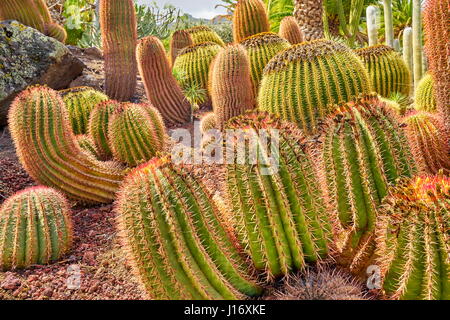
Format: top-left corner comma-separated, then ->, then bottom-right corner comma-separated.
100,0 -> 138,102
0,0 -> 45,32
136,36 -> 191,125
233,0 -> 271,43
279,16 -> 304,45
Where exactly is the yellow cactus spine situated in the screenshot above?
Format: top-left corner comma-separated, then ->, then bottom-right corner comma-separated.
279,16 -> 304,45
415,73 -> 437,113
233,0 -> 270,43
100,0 -> 138,102
210,45 -> 256,130
136,36 -> 191,125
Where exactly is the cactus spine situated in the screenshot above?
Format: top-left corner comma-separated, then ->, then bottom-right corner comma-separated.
61,87 -> 109,135
200,112 -> 217,134
241,33 -> 291,93
423,0 -> 450,132
258,40 -> 372,134
108,103 -> 166,167
315,97 -> 417,270
412,0 -> 423,89
100,0 -> 137,101
172,42 -> 222,95
355,45 -> 412,98
210,45 -> 256,130
402,27 -> 413,75
45,22 -> 67,43
8,86 -> 125,204
116,158 -> 262,300
0,187 -> 73,270
137,36 -> 191,125
376,175 -> 450,300
232,0 -> 270,43
279,16 -> 304,45
293,0 -> 324,41
403,111 -> 450,175
76,134 -> 101,160
382,0 -> 394,47
414,73 -> 437,113
366,6 -> 379,47
225,113 -> 334,278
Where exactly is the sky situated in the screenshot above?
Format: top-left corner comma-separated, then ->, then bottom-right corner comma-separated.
136,0 -> 228,19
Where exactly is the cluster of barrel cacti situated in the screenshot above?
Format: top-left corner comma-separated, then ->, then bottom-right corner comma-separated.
0,0 -> 67,42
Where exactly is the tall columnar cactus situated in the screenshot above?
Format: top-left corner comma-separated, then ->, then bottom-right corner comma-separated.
88,100 -> 120,160
116,157 -> 262,300
210,45 -> 256,130
402,27 -> 413,75
100,0 -> 137,102
232,0 -> 270,43
240,32 -> 291,94
412,0 -> 424,89
225,113 -> 334,278
108,103 -> 166,167
137,36 -> 191,125
8,86 -> 125,204
258,40 -> 372,134
279,16 -> 304,45
423,0 -> 450,132
355,45 -> 412,98
403,111 -> 450,175
414,73 -> 437,113
366,6 -> 379,47
0,186 -> 73,271
293,0 -> 324,41
314,96 -> 417,270
376,175 -> 450,300
172,42 -> 222,96
382,0 -> 394,47
60,87 -> 109,135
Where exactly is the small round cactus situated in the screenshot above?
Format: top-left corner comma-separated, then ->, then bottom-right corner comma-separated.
200,112 -> 217,134
376,175 -> 450,300
60,87 -> 109,135
0,186 -> 73,271
233,0 -> 270,43
108,103 -> 166,167
279,16 -> 304,45
414,73 -> 437,113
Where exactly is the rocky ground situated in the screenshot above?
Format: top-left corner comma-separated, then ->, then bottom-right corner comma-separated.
0,48 -> 372,300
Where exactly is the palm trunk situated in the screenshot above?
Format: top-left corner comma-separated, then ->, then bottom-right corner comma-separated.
294,0 -> 324,41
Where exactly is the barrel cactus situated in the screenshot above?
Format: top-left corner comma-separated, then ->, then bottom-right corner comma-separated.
355,45 -> 412,98
0,186 -> 73,271
100,0 -> 137,101
211,45 -> 256,130
259,40 -> 372,133
376,175 -> 449,300
240,32 -> 291,93
414,73 -> 437,113
279,16 -> 304,45
403,111 -> 450,175
137,36 -> 191,125
200,112 -> 217,134
225,112 -> 334,278
8,86 -> 125,204
233,0 -> 270,43
313,96 -> 417,271
115,157 -> 262,300
76,135 -> 101,160
108,103 -> 166,167
45,22 -> 67,43
172,42 -> 222,96
60,87 -> 109,135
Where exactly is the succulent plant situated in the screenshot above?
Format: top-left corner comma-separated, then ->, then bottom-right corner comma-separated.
108,103 -> 166,167
258,40 -> 372,134
313,96 -> 417,271
88,100 -> 121,160
137,36 -> 191,125
186,25 -> 225,46
366,6 -> 379,47
240,32 -> 291,94
279,16 -> 304,45
210,45 -> 256,130
403,111 -> 450,175
172,42 -> 222,97
0,186 -> 73,271
200,112 -> 217,134
60,87 -> 109,135
76,134 -> 101,160
233,0 -> 270,43
45,22 -> 67,43
8,86 -> 125,204
423,0 -> 449,131
225,112 -> 334,278
355,45 -> 412,98
115,157 -> 262,300
376,175 -> 450,300
100,0 -> 137,101
414,74 -> 437,113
